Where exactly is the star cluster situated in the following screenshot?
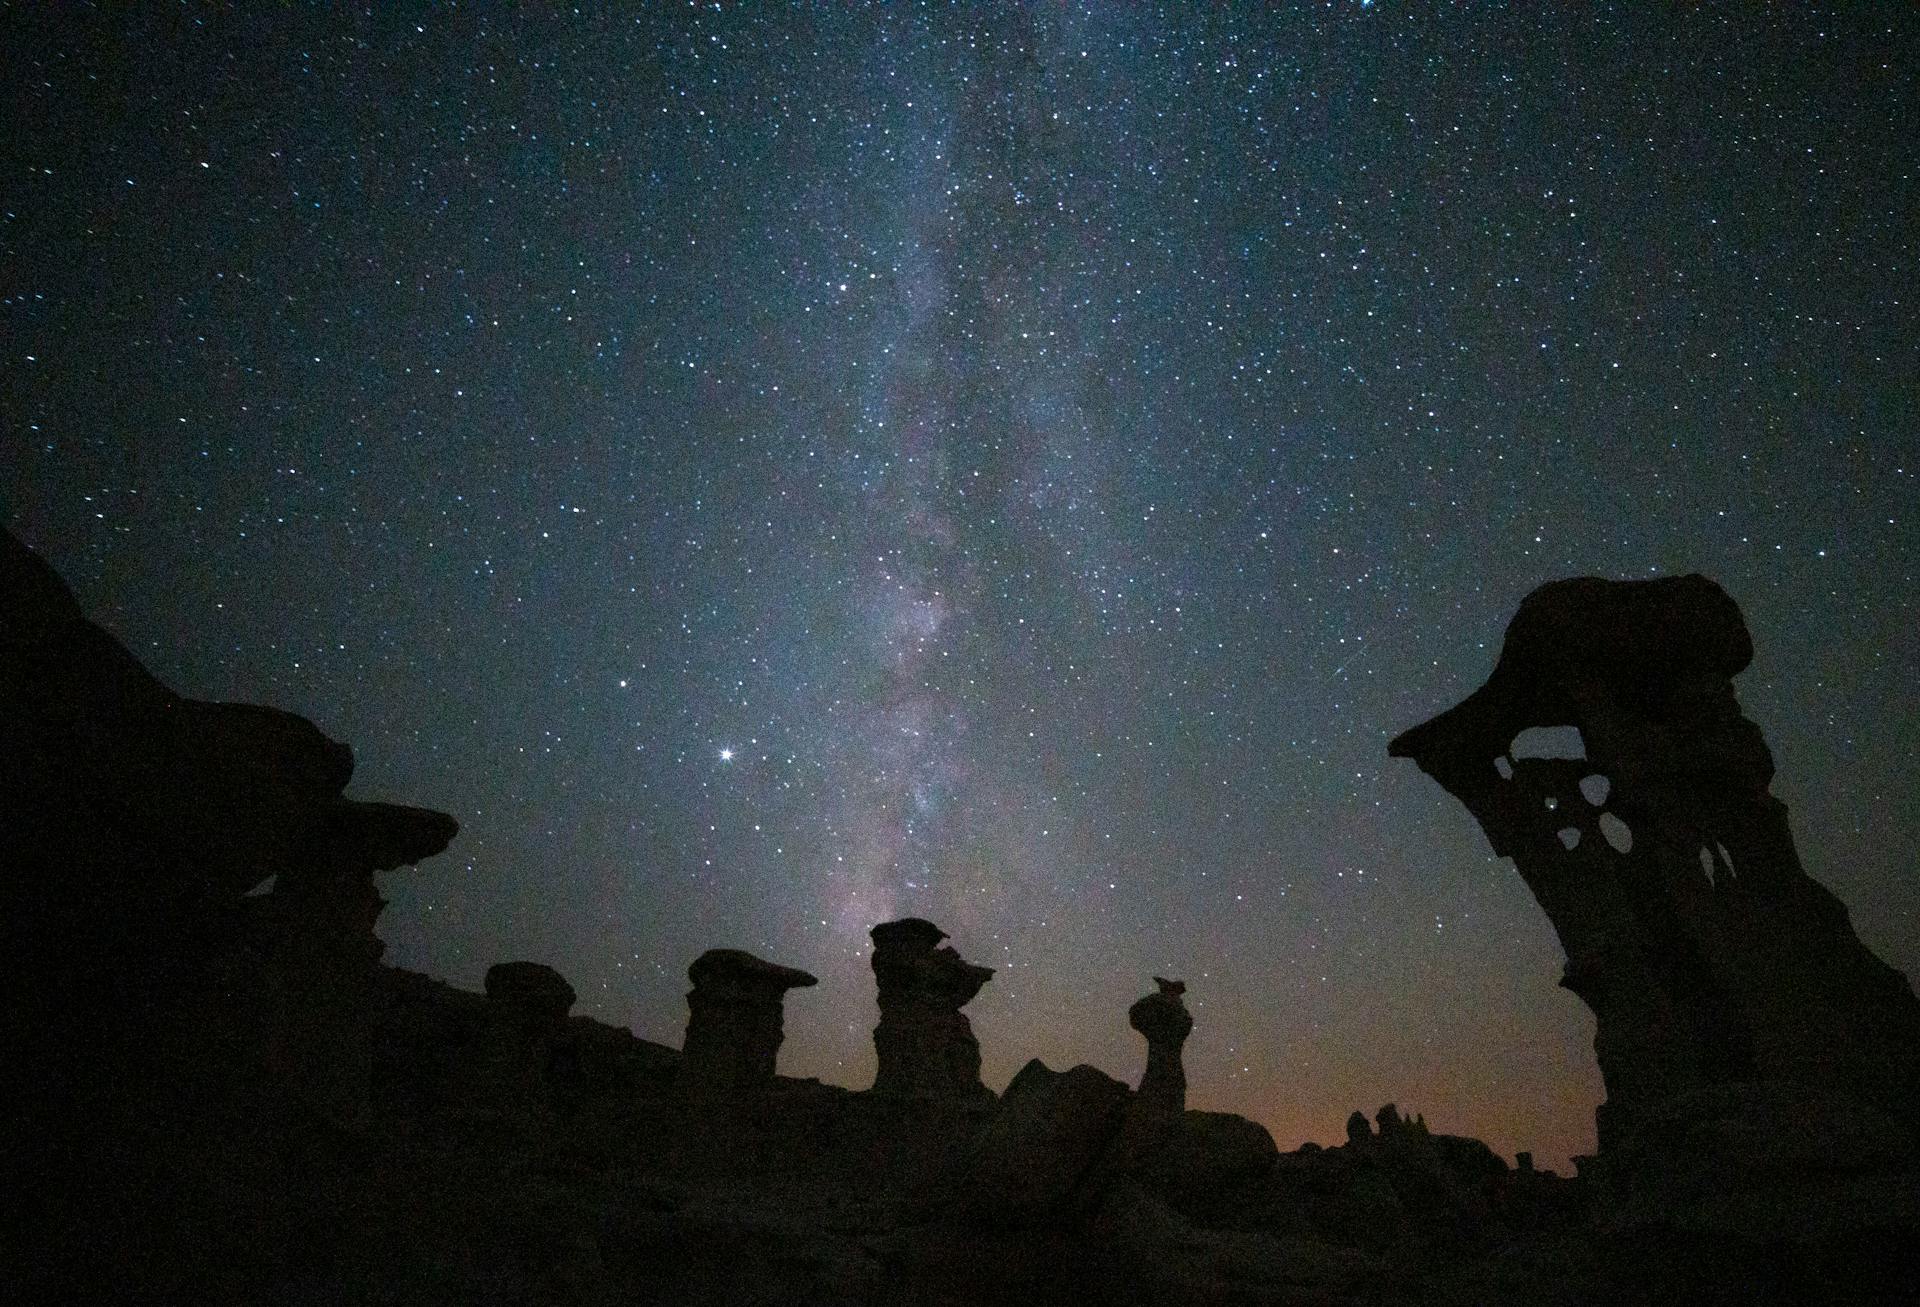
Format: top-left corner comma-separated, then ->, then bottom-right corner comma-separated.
7,5 -> 1916,1170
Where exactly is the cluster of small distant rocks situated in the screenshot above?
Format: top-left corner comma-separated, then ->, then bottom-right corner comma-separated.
365,910 -> 1577,1304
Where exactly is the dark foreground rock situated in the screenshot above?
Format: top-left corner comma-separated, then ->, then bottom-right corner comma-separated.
1,525 -> 458,1301
961,1059 -> 1133,1227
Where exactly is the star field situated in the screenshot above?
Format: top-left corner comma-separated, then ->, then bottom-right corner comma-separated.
7,5 -> 1917,1170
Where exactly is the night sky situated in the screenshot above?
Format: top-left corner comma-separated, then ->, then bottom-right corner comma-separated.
8,5 -> 1917,1171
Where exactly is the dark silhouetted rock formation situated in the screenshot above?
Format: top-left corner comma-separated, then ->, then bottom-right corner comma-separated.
869,917 -> 994,1099
1136,1110 -> 1280,1215
1129,976 -> 1193,1113
1391,575 -> 1920,1216
1,525 -> 458,1300
487,959 -> 579,1027
680,947 -> 817,1096
962,1058 -> 1134,1227
1373,1102 -> 1430,1141
14,523 -> 1919,1305
466,960 -> 580,1117
1110,976 -> 1199,1178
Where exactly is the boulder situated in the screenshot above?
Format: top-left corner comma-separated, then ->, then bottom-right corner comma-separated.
487,961 -> 579,1030
961,1059 -> 1131,1227
1134,1110 -> 1281,1223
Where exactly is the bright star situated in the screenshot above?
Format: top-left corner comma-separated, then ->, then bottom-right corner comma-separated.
718,747 -> 734,762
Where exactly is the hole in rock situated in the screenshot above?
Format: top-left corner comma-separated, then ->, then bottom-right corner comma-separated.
1557,827 -> 1582,850
244,875 -> 277,897
1579,774 -> 1610,806
1599,812 -> 1633,854
1493,756 -> 1514,780
1511,725 -> 1586,760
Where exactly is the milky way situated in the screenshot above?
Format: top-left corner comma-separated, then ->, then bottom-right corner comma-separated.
8,5 -> 1917,1169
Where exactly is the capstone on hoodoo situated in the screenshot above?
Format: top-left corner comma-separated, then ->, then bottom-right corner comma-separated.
681,947 -> 817,1096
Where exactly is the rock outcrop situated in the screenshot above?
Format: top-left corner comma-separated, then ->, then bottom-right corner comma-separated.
1390,575 -> 1920,1190
1136,1110 -> 1281,1219
487,960 -> 579,1028
466,961 -> 579,1117
680,947 -> 817,1096
1109,976 -> 1198,1176
1,525 -> 458,1300
1128,976 -> 1192,1114
961,1059 -> 1133,1227
869,917 -> 994,1099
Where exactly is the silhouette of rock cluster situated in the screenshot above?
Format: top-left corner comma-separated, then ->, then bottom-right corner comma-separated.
9,525 -> 1918,1305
